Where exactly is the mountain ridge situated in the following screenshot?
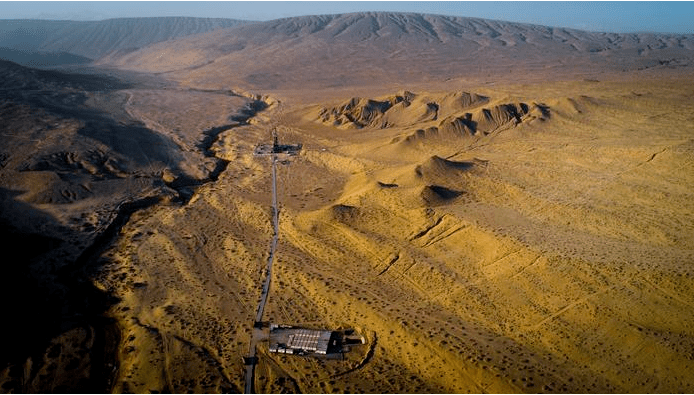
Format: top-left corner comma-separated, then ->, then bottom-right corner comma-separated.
96,12 -> 694,90
0,17 -> 251,66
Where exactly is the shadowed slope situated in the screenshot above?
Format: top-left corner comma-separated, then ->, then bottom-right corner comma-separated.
0,60 -> 182,182
0,59 -> 258,393
0,188 -> 122,393
0,17 -> 250,66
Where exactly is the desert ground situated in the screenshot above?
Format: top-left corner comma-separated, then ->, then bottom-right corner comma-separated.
1,13 -> 694,394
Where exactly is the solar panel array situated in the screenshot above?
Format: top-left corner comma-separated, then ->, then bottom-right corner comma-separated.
287,329 -> 322,351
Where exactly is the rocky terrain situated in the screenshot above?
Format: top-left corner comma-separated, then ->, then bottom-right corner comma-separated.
1,12 -> 693,393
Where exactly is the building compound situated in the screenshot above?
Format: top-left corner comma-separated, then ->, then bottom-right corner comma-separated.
268,325 -> 335,355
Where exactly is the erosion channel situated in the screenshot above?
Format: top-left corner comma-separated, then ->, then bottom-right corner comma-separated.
0,65 -> 276,393
94,82 -> 275,392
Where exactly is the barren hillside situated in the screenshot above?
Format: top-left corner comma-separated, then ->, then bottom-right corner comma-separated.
1,11 -> 693,394
0,59 -> 261,392
100,12 -> 694,90
0,17 -> 250,66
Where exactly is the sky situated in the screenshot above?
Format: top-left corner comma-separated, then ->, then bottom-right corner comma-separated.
1,1 -> 693,34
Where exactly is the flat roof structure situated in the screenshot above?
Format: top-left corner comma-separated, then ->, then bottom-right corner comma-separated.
268,325 -> 335,355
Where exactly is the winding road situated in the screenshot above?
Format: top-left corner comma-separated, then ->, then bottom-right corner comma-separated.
244,154 -> 279,394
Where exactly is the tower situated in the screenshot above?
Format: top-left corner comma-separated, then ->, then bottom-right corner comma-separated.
273,129 -> 279,153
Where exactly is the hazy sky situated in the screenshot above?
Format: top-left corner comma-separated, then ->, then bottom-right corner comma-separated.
1,1 -> 693,34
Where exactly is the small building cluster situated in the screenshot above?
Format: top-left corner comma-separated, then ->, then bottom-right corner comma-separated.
254,134 -> 302,156
269,325 -> 334,355
267,324 -> 366,357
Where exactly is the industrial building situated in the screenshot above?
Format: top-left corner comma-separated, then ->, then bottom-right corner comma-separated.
268,325 -> 335,356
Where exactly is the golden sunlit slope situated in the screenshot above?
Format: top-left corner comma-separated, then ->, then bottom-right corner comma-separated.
80,76 -> 694,393
267,80 -> 694,392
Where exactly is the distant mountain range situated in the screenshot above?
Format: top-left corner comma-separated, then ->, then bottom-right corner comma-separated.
96,12 -> 694,89
1,13 -> 693,87
0,17 -> 249,66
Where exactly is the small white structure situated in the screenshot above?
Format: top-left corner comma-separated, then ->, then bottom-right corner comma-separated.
269,326 -> 334,356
